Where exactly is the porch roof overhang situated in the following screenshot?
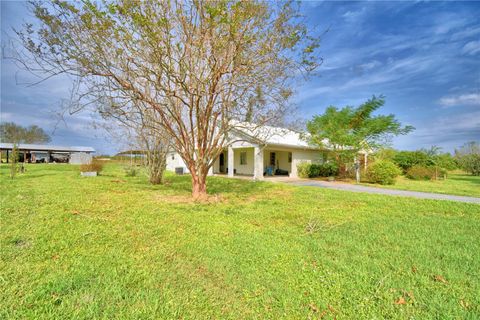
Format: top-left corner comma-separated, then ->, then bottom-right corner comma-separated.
262,142 -> 322,151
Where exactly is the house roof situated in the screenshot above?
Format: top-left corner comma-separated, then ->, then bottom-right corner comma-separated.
231,122 -> 371,154
0,143 -> 95,153
231,122 -> 325,150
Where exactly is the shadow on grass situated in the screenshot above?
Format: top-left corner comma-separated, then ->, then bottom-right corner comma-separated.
125,173 -> 267,196
450,175 -> 480,185
14,173 -> 59,179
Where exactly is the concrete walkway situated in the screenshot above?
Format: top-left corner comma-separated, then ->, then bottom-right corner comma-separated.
282,180 -> 480,204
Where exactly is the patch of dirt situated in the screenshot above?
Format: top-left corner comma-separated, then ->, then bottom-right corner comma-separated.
264,188 -> 293,200
111,190 -> 127,194
433,274 -> 448,284
11,238 -> 30,248
394,290 -> 415,305
239,188 -> 293,204
153,193 -> 225,204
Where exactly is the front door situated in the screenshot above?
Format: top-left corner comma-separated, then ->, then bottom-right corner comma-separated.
219,152 -> 225,173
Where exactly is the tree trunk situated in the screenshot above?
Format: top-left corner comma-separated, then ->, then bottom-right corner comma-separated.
191,167 -> 208,200
149,174 -> 163,185
147,156 -> 166,185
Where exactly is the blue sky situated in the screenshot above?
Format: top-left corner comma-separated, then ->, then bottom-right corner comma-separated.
1,1 -> 479,154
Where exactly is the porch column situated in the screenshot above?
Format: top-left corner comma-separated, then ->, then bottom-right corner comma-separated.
253,146 -> 264,180
228,146 -> 234,177
6,150 -> 9,163
364,153 -> 368,170
46,151 -> 51,163
290,151 -> 299,178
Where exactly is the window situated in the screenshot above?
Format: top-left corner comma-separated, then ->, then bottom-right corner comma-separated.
288,152 -> 292,163
171,153 -> 175,160
240,152 -> 247,165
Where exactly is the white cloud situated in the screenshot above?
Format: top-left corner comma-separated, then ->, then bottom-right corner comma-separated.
342,7 -> 367,23
432,16 -> 468,35
451,26 -> 480,41
358,60 -> 382,71
461,40 -> 480,55
439,93 -> 480,107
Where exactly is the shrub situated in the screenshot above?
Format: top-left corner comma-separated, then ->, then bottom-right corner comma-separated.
318,162 -> 339,177
439,167 -> 448,179
366,160 -> 401,185
297,162 -> 313,178
393,151 -> 429,172
124,166 -> 139,177
406,165 -> 435,180
79,161 -> 103,173
297,162 -> 339,178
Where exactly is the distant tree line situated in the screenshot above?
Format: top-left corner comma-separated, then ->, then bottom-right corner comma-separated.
454,142 -> 480,176
0,122 -> 51,144
376,142 -> 480,177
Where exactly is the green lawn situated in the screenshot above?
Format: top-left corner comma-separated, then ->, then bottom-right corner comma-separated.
360,172 -> 480,197
1,164 -> 479,319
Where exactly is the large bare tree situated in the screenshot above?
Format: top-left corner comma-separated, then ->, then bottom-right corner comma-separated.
103,105 -> 171,185
14,0 -> 321,198
136,110 -> 171,185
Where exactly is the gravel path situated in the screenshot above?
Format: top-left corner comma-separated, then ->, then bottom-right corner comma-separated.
284,180 -> 480,204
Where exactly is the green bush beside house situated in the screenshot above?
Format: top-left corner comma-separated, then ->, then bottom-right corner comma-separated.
366,160 -> 402,185
297,162 -> 339,178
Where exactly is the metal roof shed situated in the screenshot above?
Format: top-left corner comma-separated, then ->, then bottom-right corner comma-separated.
0,143 -> 95,164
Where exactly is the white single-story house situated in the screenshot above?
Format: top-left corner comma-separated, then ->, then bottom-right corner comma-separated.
166,124 -> 355,180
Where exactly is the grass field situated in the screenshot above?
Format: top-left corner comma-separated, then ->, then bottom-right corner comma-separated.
360,172 -> 480,197
1,163 -> 479,319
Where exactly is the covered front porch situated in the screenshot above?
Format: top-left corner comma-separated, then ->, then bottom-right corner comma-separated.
212,145 -> 321,180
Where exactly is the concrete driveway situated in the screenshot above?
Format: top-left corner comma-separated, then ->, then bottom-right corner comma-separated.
281,179 -> 480,204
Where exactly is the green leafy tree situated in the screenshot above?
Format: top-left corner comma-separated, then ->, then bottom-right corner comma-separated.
0,122 -> 51,144
393,148 -> 457,178
15,0 -> 321,199
305,96 -> 414,179
434,153 -> 457,171
455,141 -> 480,176
420,146 -> 457,179
393,150 -> 430,173
374,148 -> 397,161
